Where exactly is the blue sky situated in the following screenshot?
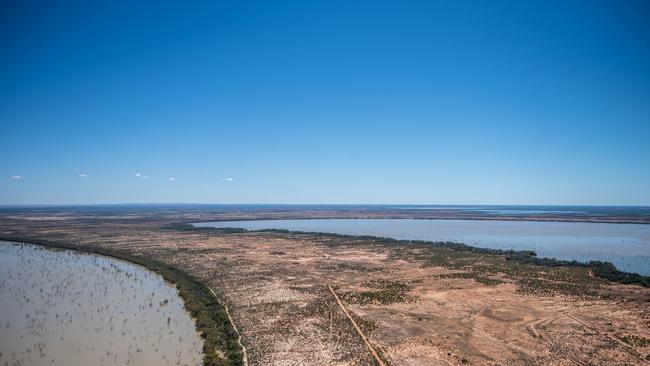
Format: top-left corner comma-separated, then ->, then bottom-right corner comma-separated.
1,1 -> 649,205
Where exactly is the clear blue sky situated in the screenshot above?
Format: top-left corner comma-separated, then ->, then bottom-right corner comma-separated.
1,1 -> 649,205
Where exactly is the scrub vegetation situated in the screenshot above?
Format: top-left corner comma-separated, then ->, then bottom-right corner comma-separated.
341,280 -> 412,305
171,223 -> 650,288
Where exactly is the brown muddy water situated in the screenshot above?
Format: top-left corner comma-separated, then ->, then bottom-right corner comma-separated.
0,241 -> 203,366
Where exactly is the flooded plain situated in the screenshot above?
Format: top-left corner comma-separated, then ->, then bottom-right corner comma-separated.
0,241 -> 203,366
195,219 -> 650,275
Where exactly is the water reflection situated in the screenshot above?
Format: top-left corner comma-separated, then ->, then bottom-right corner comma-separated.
0,241 -> 202,366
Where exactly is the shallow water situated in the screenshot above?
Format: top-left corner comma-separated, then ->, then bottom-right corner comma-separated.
194,219 -> 650,275
0,241 -> 203,366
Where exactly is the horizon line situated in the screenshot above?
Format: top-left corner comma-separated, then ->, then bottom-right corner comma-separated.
1,202 -> 649,208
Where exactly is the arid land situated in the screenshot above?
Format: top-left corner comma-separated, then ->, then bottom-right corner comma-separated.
1,206 -> 649,365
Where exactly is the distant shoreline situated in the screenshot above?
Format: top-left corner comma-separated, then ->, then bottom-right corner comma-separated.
3,203 -> 648,224
188,215 -> 650,225
178,222 -> 650,287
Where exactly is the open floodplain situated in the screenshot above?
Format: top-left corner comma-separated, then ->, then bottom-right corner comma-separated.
195,218 -> 650,275
0,205 -> 649,365
0,241 -> 203,366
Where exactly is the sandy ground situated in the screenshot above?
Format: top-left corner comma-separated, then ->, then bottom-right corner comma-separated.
0,209 -> 648,365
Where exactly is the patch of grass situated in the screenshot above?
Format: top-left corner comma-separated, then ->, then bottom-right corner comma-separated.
341,280 -> 412,305
349,312 -> 378,334
617,334 -> 650,347
434,272 -> 505,286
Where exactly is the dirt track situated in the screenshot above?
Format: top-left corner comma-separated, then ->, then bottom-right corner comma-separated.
329,285 -> 387,366
209,286 -> 250,366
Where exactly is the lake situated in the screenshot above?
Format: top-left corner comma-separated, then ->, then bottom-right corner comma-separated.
194,219 -> 650,275
0,241 -> 203,366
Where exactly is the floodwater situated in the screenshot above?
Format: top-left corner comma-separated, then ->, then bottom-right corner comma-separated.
194,219 -> 650,275
0,241 -> 203,366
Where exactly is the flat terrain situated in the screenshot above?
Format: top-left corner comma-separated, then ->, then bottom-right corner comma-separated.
1,207 -> 649,365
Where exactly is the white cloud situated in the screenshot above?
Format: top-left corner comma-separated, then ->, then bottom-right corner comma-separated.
168,177 -> 176,181
135,173 -> 142,177
134,173 -> 150,179
79,174 -> 87,178
11,175 -> 23,180
220,177 -> 234,182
